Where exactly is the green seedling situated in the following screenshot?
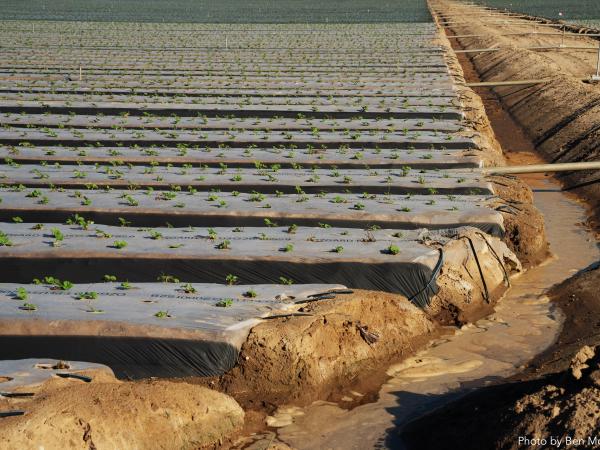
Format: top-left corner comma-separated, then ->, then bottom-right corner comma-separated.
67,214 -> 94,230
112,240 -> 128,249
120,281 -> 133,290
225,274 -> 238,285
149,230 -> 163,240
57,280 -> 73,291
279,276 -> 294,285
243,289 -> 257,298
0,231 -> 12,247
281,243 -> 294,252
264,218 -> 278,227
15,287 -> 28,300
157,274 -> 179,283
103,274 -> 117,282
215,298 -> 233,308
332,246 -> 344,253
154,310 -> 172,318
76,291 -> 98,300
216,240 -> 231,250
181,283 -> 196,294
51,227 -> 64,242
387,245 -> 400,255
207,228 -> 217,240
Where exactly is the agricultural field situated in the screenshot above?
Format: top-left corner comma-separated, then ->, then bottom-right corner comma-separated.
473,0 -> 600,22
0,19 -> 515,369
0,7 -> 548,448
0,0 -> 431,22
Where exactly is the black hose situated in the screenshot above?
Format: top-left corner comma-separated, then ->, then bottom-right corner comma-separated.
408,247 -> 444,308
457,235 -> 490,303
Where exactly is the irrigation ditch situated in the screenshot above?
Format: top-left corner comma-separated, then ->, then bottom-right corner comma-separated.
0,10 -> 586,449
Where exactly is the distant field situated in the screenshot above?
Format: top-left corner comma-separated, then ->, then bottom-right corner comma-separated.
567,19 -> 600,30
0,0 -> 431,23
475,0 -> 600,22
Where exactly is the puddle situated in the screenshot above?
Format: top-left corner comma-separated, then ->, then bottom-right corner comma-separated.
272,177 -> 600,449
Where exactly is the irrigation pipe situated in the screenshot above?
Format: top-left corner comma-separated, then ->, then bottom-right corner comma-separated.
481,161 -> 600,175
455,46 -> 598,54
449,32 -> 600,39
466,79 -> 551,87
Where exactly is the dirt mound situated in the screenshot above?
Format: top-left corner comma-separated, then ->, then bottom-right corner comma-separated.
0,370 -> 244,450
521,262 -> 600,378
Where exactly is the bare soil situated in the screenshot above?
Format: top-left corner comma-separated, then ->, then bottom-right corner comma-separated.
197,254 -> 514,413
403,345 -> 600,449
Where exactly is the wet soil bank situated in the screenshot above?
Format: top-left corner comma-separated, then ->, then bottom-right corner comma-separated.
399,3 -> 600,448
202,227 -> 519,409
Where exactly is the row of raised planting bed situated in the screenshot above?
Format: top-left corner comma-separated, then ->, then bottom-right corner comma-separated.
0,146 -> 480,169
0,19 -> 513,378
0,188 -> 504,233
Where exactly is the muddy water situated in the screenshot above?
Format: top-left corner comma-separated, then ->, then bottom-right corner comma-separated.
269,176 -> 600,449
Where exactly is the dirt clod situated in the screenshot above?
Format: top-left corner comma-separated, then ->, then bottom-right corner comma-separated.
0,371 -> 244,450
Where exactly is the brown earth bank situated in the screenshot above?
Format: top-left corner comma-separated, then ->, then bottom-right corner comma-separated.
435,21 -> 549,266
431,0 -> 600,234
0,369 -> 244,450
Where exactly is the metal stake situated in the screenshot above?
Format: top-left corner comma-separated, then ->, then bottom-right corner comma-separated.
593,43 -> 600,81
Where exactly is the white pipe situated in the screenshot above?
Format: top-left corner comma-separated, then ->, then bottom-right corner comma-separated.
481,161 -> 600,175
